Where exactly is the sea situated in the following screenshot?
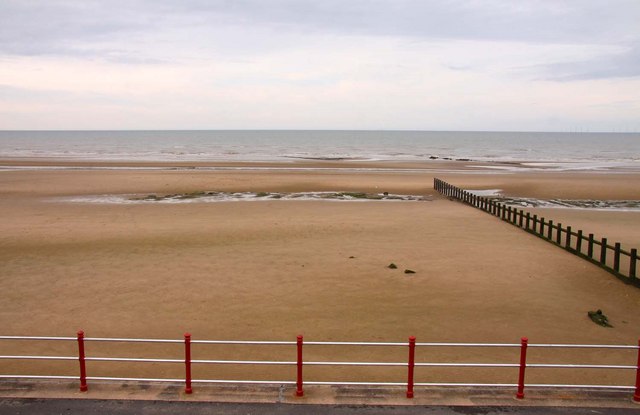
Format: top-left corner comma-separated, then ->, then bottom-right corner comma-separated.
1,130 -> 639,171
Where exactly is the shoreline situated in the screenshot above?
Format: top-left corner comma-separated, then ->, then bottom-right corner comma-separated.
2,159 -> 640,183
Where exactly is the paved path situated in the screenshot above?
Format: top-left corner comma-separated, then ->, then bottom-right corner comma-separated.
1,398 -> 639,415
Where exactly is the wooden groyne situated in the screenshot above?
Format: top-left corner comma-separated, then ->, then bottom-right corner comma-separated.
434,178 -> 639,288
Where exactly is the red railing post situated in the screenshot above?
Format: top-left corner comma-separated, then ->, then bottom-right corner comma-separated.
184,332 -> 193,394
76,330 -> 88,392
516,337 -> 528,399
634,338 -> 640,402
296,335 -> 304,397
407,336 -> 416,398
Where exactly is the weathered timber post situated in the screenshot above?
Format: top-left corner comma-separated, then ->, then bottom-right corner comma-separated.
614,243 -> 621,272
600,238 -> 608,265
518,210 -> 524,228
576,230 -> 583,254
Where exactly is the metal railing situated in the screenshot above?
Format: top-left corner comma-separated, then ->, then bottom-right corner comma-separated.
1,332 -> 639,401
433,178 -> 639,287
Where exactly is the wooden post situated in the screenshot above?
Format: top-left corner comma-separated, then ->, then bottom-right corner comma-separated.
540,218 -> 545,237
519,210 -> 524,228
614,243 -> 621,272
547,220 -> 553,239
588,233 -> 594,258
532,215 -> 538,233
566,226 -> 572,250
556,223 -> 562,244
525,212 -> 530,230
631,249 -> 637,281
600,238 -> 608,265
576,230 -> 583,254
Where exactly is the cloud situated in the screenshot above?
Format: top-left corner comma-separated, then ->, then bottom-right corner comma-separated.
2,1 -> 639,57
537,45 -> 640,81
1,0 -> 639,130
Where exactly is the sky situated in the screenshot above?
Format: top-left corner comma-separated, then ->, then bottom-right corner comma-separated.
1,0 -> 639,131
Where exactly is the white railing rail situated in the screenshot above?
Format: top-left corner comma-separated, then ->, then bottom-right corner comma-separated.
0,333 -> 638,401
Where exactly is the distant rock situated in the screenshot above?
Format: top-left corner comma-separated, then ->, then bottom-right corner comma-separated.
404,269 -> 416,274
388,263 -> 398,269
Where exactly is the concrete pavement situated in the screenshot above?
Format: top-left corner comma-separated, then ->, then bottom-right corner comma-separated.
0,380 -> 638,413
1,398 -> 639,415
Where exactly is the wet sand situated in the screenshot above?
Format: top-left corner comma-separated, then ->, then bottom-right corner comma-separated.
1,159 -> 639,387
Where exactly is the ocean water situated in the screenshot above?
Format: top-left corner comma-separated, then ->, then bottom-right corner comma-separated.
0,130 -> 639,167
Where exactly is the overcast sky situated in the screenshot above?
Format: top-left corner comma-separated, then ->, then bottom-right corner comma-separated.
1,0 -> 639,131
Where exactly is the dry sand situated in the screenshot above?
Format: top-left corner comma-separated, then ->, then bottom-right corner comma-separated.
0,160 -> 639,388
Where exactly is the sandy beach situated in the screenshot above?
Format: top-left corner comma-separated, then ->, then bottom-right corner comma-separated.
1,159 -> 639,387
